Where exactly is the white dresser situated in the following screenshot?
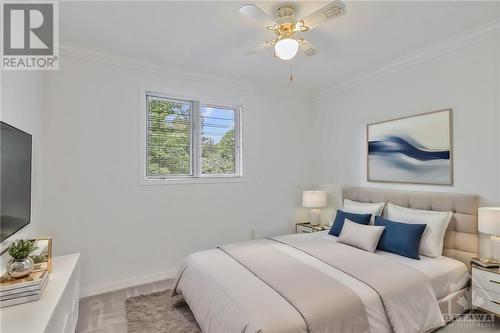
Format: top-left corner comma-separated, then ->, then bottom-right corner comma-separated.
1,253 -> 80,333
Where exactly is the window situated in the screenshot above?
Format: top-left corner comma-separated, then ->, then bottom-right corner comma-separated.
200,104 -> 237,175
145,92 -> 241,181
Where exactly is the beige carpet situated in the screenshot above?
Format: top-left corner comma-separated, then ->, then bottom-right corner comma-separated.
126,290 -> 200,333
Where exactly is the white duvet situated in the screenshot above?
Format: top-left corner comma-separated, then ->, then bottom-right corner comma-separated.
173,231 -> 468,333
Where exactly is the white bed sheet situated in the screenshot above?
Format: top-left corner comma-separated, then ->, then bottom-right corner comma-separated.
177,236 -> 393,333
315,231 -> 469,299
176,231 -> 467,333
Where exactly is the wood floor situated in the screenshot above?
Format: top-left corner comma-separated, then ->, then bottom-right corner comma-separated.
76,280 -> 498,333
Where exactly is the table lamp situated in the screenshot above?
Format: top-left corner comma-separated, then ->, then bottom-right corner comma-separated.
302,191 -> 327,225
478,207 -> 500,260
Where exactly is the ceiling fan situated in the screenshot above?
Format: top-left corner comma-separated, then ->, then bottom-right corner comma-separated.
239,1 -> 346,61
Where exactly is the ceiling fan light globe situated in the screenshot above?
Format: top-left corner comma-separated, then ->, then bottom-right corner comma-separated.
274,38 -> 299,60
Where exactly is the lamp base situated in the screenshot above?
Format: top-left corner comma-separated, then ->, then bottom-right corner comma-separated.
309,208 -> 321,225
491,235 -> 500,261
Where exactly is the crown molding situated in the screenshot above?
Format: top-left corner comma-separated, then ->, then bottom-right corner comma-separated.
313,21 -> 500,101
59,20 -> 499,103
59,44 -> 313,101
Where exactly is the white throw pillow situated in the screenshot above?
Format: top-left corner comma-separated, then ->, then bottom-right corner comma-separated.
343,199 -> 385,224
386,203 -> 452,258
338,219 -> 385,252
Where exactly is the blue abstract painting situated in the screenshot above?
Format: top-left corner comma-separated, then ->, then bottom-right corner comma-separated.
367,109 -> 452,185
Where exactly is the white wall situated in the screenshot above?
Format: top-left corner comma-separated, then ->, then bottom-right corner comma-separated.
41,54 -> 314,295
0,71 -> 45,271
312,35 -> 500,255
3,27 -> 498,296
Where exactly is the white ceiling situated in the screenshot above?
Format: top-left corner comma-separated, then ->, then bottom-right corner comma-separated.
60,1 -> 500,94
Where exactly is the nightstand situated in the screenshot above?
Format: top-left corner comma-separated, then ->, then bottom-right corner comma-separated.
471,264 -> 500,316
295,223 -> 330,234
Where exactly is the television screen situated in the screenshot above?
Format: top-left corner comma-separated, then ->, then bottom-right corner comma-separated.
1,121 -> 32,242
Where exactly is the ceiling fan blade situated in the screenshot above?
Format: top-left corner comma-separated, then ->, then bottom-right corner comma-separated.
239,4 -> 276,27
246,41 -> 274,55
300,1 -> 346,30
299,39 -> 318,56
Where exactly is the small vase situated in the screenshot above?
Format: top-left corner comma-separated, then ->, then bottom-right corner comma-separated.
8,257 -> 34,278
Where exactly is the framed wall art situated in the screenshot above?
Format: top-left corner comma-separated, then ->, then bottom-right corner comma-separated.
367,109 -> 453,185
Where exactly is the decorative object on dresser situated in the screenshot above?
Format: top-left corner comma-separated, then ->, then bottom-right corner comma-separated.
6,239 -> 38,278
0,270 -> 48,308
0,254 -> 80,333
479,207 -> 500,260
367,109 -> 453,185
295,222 -> 329,234
29,237 -> 52,273
471,264 -> 500,316
302,190 -> 327,225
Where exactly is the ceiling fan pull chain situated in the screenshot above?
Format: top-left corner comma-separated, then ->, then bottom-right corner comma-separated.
289,64 -> 294,82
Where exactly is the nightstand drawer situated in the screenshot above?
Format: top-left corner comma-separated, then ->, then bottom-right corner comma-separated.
472,267 -> 500,294
472,287 -> 500,315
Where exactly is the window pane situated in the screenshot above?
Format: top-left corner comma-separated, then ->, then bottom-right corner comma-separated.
201,106 -> 236,175
147,96 -> 191,177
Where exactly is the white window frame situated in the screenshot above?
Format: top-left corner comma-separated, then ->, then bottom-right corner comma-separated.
141,91 -> 244,185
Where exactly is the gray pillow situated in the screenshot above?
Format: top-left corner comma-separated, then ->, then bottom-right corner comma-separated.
338,219 -> 385,252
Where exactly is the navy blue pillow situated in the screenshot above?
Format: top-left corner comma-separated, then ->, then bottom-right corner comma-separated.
329,210 -> 372,237
375,216 -> 426,260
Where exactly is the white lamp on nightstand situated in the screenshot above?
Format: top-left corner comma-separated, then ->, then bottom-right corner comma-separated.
302,191 -> 327,226
478,207 -> 500,260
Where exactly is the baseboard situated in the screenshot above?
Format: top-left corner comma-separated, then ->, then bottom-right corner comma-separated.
79,268 -> 179,298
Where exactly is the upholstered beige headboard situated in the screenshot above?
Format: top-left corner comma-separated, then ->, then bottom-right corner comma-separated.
342,187 -> 479,267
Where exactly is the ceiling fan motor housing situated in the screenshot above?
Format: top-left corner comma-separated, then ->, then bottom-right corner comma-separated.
276,6 -> 295,18
276,6 -> 296,24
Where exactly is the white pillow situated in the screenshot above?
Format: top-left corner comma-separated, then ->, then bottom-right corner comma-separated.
386,203 -> 452,258
343,199 -> 385,224
338,219 -> 385,252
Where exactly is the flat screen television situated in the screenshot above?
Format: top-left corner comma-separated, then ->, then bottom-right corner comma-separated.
1,121 -> 32,242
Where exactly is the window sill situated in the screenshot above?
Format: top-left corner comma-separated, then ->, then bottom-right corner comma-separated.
140,176 -> 247,186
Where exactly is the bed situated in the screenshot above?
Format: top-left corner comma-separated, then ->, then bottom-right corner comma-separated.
172,187 -> 479,333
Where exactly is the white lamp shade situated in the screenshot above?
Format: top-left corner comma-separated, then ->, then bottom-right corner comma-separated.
274,38 -> 299,60
478,207 -> 500,235
302,191 -> 327,208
